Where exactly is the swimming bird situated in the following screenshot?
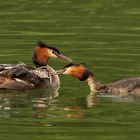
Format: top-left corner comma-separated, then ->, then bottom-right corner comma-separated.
55,63 -> 140,96
0,41 -> 72,97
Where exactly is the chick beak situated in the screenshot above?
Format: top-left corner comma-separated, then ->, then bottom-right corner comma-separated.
56,54 -> 73,62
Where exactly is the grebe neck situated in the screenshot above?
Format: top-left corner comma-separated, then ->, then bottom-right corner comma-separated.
87,74 -> 101,93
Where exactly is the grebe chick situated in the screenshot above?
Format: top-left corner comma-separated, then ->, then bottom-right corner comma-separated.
56,63 -> 140,96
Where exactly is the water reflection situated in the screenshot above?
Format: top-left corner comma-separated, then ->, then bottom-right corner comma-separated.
0,90 -> 139,121
86,92 -> 97,108
98,93 -> 140,102
0,90 -> 97,121
33,96 -> 86,120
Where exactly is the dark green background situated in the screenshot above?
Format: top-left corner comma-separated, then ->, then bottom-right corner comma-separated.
0,0 -> 140,140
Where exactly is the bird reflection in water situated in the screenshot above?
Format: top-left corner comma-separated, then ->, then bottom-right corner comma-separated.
0,90 -> 98,127
86,92 -> 97,108
32,97 -> 86,120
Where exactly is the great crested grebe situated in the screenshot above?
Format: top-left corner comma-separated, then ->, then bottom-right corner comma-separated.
0,41 -> 72,97
56,63 -> 140,96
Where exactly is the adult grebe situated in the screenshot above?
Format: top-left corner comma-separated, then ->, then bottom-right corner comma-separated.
56,63 -> 140,96
0,41 -> 72,97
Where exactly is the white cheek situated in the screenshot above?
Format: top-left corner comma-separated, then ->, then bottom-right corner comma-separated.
63,67 -> 72,75
48,49 -> 57,58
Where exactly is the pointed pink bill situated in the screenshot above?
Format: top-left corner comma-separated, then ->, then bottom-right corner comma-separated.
50,69 -> 65,76
57,54 -> 73,62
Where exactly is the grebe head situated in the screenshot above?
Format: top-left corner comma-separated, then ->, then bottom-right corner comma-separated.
56,63 -> 100,93
56,63 -> 95,81
32,41 -> 72,67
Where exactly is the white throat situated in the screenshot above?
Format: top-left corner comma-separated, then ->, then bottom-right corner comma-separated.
87,75 -> 97,93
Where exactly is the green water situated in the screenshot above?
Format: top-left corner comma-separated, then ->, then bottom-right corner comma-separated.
0,0 -> 140,140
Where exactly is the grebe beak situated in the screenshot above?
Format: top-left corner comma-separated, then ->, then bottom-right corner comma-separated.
56,54 -> 73,62
50,69 -> 65,76
55,69 -> 65,75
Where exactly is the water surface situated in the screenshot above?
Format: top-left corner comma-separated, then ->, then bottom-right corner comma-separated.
0,0 -> 140,140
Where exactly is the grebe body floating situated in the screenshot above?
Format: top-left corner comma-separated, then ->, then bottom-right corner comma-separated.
0,41 -> 72,98
56,63 -> 140,96
0,63 -> 60,97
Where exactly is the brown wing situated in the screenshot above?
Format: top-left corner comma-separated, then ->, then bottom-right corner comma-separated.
0,63 -> 42,90
0,76 -> 34,90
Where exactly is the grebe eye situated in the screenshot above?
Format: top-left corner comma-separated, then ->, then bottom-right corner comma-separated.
63,68 -> 66,72
52,50 -> 57,54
